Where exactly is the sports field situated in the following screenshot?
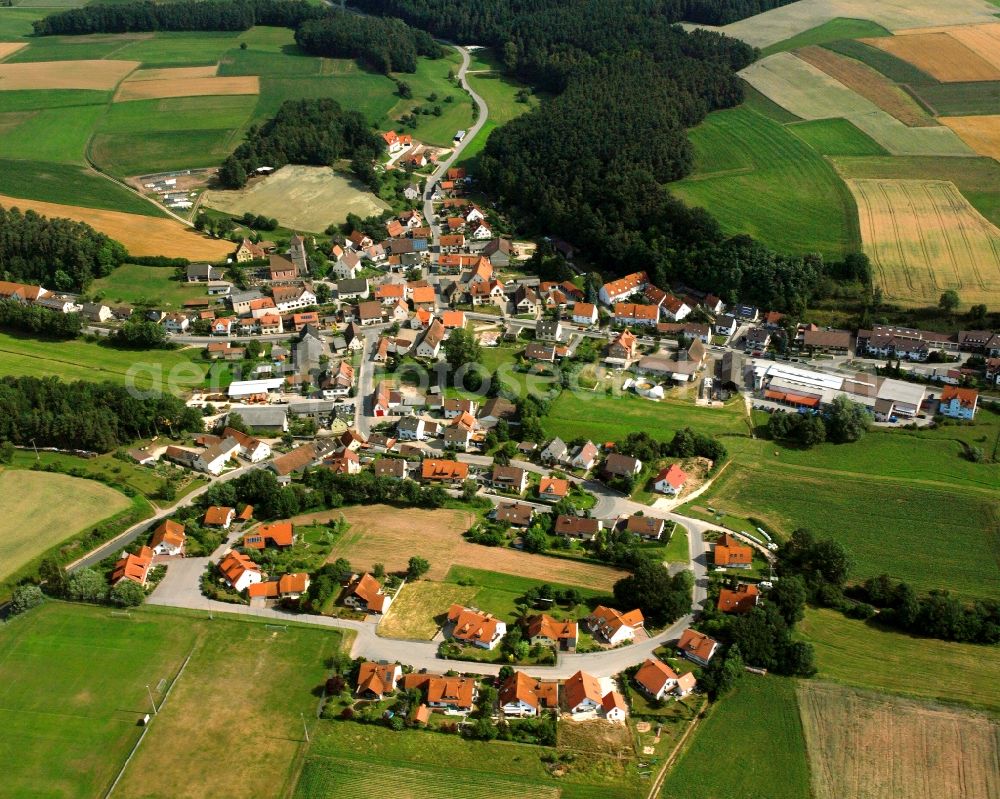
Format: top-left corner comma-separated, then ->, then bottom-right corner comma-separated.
0,470 -> 131,581
798,682 -> 999,799
660,675 -> 811,799
798,609 -> 1000,712
847,177 -> 1000,307
312,504 -> 627,589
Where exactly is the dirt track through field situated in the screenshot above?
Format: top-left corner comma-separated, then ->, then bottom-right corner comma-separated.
297,504 -> 627,589
115,75 -> 259,102
847,178 -> 1000,306
0,60 -> 138,90
940,115 -> 1000,161
0,193 -> 234,259
863,33 -> 1000,82
795,46 -> 934,127
798,682 -> 1000,799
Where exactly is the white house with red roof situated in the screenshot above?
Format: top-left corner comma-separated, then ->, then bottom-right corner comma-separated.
653,463 -> 688,496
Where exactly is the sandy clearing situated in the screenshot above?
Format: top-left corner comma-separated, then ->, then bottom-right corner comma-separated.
940,115 -> 1000,161
0,60 -> 138,91
0,43 -> 27,62
115,75 -> 259,102
697,0 -> 1000,48
798,682 -> 1000,799
202,164 -> 389,233
846,178 -> 1000,307
740,53 -> 973,156
0,193 -> 234,259
795,45 -> 934,127
863,32 -> 1000,82
124,65 -> 218,82
300,503 -> 628,590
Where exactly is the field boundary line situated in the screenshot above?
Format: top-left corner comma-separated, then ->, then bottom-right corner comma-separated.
645,698 -> 708,799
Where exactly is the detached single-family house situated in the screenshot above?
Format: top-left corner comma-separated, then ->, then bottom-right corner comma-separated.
356,661 -> 403,700
538,477 -> 569,502
203,505 -> 236,529
563,670 -> 607,715
416,318 -> 445,359
586,605 -> 645,645
111,546 -> 154,586
569,441 -> 599,471
677,628 -> 720,666
653,463 -> 688,496
218,550 -> 262,593
397,415 -> 426,441
243,521 -> 294,550
625,514 -> 666,540
634,657 -> 695,700
540,437 -> 568,464
344,572 -> 392,614
447,605 -> 506,650
493,502 -> 534,528
402,673 -> 477,712
499,671 -> 560,717
525,614 -> 578,651
938,386 -> 978,420
602,453 -> 641,480
479,397 -> 517,427
150,519 -> 185,556
714,314 -> 738,338
572,302 -> 598,326
195,437 -> 240,475
718,583 -> 760,614
714,533 -> 753,569
491,464 -> 528,494
554,514 -> 602,541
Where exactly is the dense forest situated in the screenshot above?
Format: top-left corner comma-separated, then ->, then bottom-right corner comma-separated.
32,0 -> 322,35
296,12 -> 442,74
218,99 -> 383,188
0,300 -> 82,339
0,376 -> 203,452
0,207 -> 127,292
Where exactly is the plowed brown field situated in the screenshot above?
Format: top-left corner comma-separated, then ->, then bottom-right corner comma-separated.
115,75 -> 259,102
863,33 -> 1000,82
0,60 -> 138,90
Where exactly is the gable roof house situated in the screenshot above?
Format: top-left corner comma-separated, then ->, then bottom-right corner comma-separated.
150,520 -> 186,556
554,514 -> 602,541
538,477 -> 569,501
356,661 -> 403,700
416,318 -> 445,359
498,671 -> 560,717
569,440 -> 599,471
563,670 -> 605,714
218,550 -> 262,593
243,521 -> 294,550
603,453 -> 641,479
572,302 -> 598,325
614,302 -> 659,327
525,614 -> 578,651
625,514 -> 666,540
447,605 -> 507,650
493,501 -> 534,528
599,271 -> 648,305
634,657 -> 695,701
235,238 -> 266,262
420,459 -> 469,483
714,533 -> 753,569
111,546 -> 154,586
540,437 -> 568,464
186,262 -> 224,283
478,397 -> 516,426
203,505 -> 236,529
344,572 -> 392,613
653,463 -> 688,496
676,628 -> 720,666
337,278 -> 370,301
269,443 -> 319,482
194,437 -> 241,475
586,605 -> 645,645
491,464 -> 528,494
717,583 -> 759,614
402,673 -> 477,712
606,329 -> 638,363
938,385 -> 978,420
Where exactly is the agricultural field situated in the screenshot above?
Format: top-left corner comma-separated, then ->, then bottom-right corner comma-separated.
863,31 -> 1000,83
312,504 -> 628,589
797,609 -> 1000,712
0,602 -> 198,798
691,462 -> 1000,601
847,177 -> 1000,307
939,114 -> 1000,160
758,17 -> 891,55
91,263 -> 219,310
798,681 -> 1000,799
294,718 -> 645,799
0,470 -> 131,582
114,611 -> 341,799
670,105 -> 859,260
376,581 -> 478,639
0,330 -> 209,392
202,164 -> 390,233
787,118 -> 886,157
660,675 -> 811,799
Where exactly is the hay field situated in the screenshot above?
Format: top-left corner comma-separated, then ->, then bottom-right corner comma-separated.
0,59 -> 137,90
125,65 -> 218,81
0,42 -> 26,61
864,33 -> 1000,82
940,115 -> 1000,160
0,192 -> 234,258
202,164 -> 390,233
0,470 -> 131,581
740,53 -> 973,156
115,75 -> 259,101
308,503 -> 627,589
798,682 -> 1000,799
847,178 -> 1000,306
795,45 -> 934,126
376,582 -> 478,639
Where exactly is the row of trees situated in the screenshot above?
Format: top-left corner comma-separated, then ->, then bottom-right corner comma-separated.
33,0 -> 323,35
0,376 -> 202,452
765,396 -> 872,448
218,99 -> 382,189
295,12 -> 442,74
0,299 -> 82,339
0,206 -> 127,292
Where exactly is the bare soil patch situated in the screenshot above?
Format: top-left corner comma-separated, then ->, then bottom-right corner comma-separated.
124,66 -> 218,82
558,719 -> 634,758
0,193 -> 234,260
0,43 -> 27,62
863,33 -> 1000,82
795,45 -> 934,127
303,503 -> 627,588
940,115 -> 1000,161
0,60 -> 138,91
798,681 -> 1000,799
202,164 -> 389,233
115,75 -> 259,102
846,178 -> 1000,306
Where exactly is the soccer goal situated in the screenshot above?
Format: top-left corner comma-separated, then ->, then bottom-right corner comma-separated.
109,610 -> 132,619
265,623 -> 288,633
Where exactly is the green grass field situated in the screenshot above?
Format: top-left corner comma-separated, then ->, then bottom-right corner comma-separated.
457,70 -> 537,168
760,17 -> 891,56
660,675 -> 812,799
91,262 -> 219,309
296,719 -> 645,799
798,608 -> 1000,712
0,330 -> 208,392
671,106 -> 858,260
822,38 -> 936,86
692,462 -> 999,601
0,470 -> 131,581
0,104 -> 105,163
787,118 -> 888,157
108,30 -> 242,67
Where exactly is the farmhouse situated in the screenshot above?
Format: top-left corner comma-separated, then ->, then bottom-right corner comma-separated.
270,444 -> 319,481
677,628 -> 719,666
525,614 -> 578,651
499,671 -> 559,717
447,605 -> 507,649
714,533 -> 753,569
150,520 -> 186,556
111,546 -> 153,586
218,550 -> 262,593
186,263 -> 223,283
718,583 -> 759,614
235,239 -> 266,262
402,673 -> 477,712
938,386 -> 978,419
356,661 -> 402,700
227,407 -> 287,434
653,463 -> 688,495
554,514 -> 602,541
586,606 -> 644,645
344,572 -> 392,613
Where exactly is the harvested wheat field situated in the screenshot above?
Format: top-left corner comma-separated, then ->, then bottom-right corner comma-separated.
892,23 -> 1000,72
124,66 -> 218,82
940,115 -> 1000,161
0,43 -> 27,62
0,60 -> 138,91
303,504 -> 627,589
864,33 -> 1000,82
0,193 -> 234,259
115,75 -> 259,102
847,178 -> 1000,306
795,45 -> 934,126
798,682 -> 1000,799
